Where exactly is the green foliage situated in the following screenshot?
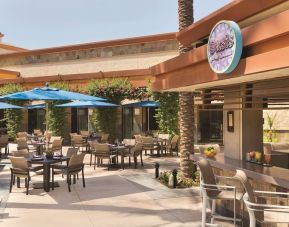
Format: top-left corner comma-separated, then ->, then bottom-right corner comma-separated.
0,84 -> 24,139
86,78 -> 149,141
152,92 -> 179,135
263,111 -> 278,142
47,82 -> 69,137
158,170 -> 200,188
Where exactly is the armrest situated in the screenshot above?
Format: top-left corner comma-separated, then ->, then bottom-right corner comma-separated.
254,190 -> 289,197
201,182 -> 236,191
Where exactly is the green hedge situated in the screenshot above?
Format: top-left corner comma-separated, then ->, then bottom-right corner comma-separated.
86,78 -> 149,141
0,84 -> 24,139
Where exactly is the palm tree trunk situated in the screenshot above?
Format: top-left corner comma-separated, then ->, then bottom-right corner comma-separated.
178,0 -> 195,178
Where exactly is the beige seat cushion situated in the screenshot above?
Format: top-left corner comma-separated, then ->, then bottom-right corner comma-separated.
271,143 -> 289,150
263,209 -> 289,223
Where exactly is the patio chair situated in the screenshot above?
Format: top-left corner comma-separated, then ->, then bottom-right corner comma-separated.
52,153 -> 86,192
165,135 -> 179,156
12,149 -> 43,172
49,138 -> 63,155
0,134 -> 9,156
44,131 -> 53,142
198,158 -> 244,227
16,132 -> 28,140
100,133 -> 109,143
72,135 -> 88,152
16,137 -> 28,150
33,129 -> 43,136
133,134 -> 142,143
91,143 -> 116,170
70,133 -> 78,146
141,136 -> 158,155
52,147 -> 79,178
128,142 -> 143,168
80,130 -> 90,138
235,170 -> 289,227
9,157 -> 34,195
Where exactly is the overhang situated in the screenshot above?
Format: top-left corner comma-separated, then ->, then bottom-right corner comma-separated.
152,8 -> 289,91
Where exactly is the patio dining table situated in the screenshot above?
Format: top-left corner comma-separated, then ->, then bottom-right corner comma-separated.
27,156 -> 69,192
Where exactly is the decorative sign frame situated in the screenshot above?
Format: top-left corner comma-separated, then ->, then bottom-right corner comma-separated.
207,20 -> 243,74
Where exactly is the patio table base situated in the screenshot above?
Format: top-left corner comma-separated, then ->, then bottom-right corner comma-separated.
33,182 -> 59,189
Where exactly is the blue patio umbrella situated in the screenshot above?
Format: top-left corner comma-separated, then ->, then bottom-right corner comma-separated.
122,101 -> 160,131
25,104 -> 46,109
0,85 -> 106,101
0,84 -> 106,147
56,100 -> 118,108
122,100 -> 160,108
0,102 -> 23,109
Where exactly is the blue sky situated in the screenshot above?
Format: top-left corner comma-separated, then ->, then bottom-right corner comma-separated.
1,0 -> 231,49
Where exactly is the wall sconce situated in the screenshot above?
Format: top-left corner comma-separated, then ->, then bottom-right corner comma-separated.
227,111 -> 234,132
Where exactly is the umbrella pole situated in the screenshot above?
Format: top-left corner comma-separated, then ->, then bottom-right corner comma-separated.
46,102 -> 49,151
148,107 -> 150,131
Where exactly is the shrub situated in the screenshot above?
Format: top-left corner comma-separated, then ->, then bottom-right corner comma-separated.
86,78 -> 149,141
0,84 -> 24,139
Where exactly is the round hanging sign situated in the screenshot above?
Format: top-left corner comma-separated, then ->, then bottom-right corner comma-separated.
207,20 -> 243,74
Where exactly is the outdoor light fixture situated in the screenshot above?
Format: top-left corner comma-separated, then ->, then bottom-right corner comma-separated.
227,111 -> 234,132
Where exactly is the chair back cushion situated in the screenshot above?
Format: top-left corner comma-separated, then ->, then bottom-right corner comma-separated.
134,134 -> 142,143
170,135 -> 179,149
13,149 -> 30,158
141,136 -> 154,144
17,132 -> 28,139
234,170 -> 255,203
80,131 -> 90,137
271,142 -> 289,150
158,134 -> 170,140
100,133 -> 109,143
123,139 -> 136,146
16,137 -> 28,150
66,147 -> 79,158
198,158 -> 221,198
69,153 -> 86,167
92,143 -> 110,153
0,135 -> 9,144
10,156 -> 29,169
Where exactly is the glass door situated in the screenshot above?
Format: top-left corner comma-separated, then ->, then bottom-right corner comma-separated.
77,108 -> 88,132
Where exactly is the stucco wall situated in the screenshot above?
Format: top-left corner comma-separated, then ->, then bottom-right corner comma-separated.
1,51 -> 178,78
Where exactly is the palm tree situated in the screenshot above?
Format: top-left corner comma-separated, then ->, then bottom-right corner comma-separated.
178,0 -> 195,178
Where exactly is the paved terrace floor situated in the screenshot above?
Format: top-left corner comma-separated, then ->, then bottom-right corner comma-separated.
0,147 -> 204,227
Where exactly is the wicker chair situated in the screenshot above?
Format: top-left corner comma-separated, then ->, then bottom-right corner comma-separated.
52,153 -> 86,192
16,137 -> 29,150
235,170 -> 289,227
166,135 -> 179,156
80,130 -> 90,138
133,134 -> 142,143
49,138 -> 63,155
12,149 -> 43,172
33,129 -> 43,136
198,158 -> 244,227
9,157 -> 33,195
141,136 -> 157,155
100,133 -> 109,143
128,142 -> 143,168
0,135 -> 9,156
69,133 -> 78,146
16,132 -> 28,140
91,143 -> 116,170
72,135 -> 87,152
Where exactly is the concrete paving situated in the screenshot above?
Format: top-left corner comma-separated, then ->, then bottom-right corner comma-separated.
0,149 -> 204,227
